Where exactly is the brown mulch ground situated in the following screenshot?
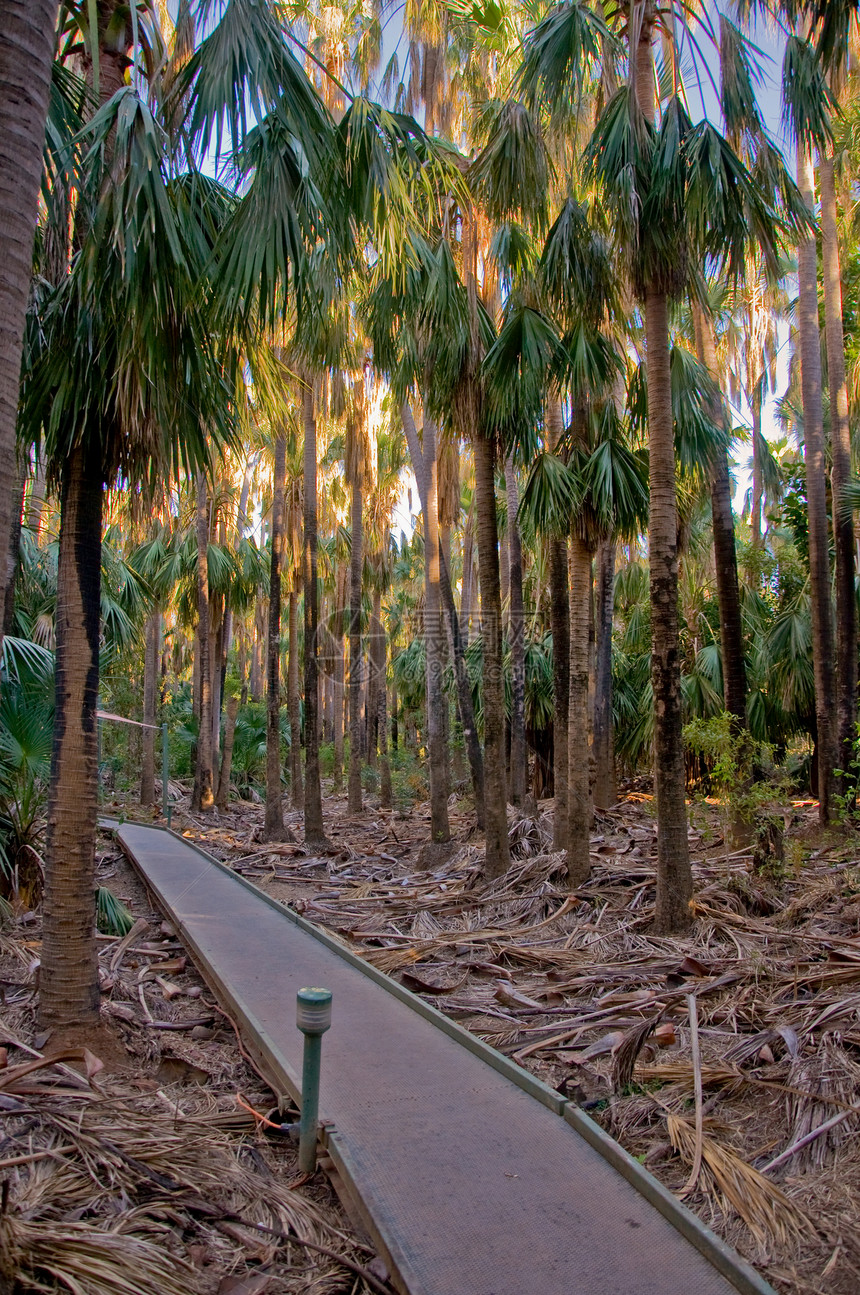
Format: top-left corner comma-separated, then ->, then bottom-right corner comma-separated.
6,780 -> 860,1294
0,833 -> 391,1295
166,783 -> 860,1295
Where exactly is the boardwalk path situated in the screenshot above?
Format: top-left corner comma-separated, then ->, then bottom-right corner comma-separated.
116,822 -> 773,1295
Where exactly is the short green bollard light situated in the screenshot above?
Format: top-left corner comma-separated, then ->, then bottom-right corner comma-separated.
296,987 -> 332,1175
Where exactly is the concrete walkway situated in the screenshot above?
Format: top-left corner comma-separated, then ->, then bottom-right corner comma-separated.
117,821 -> 773,1295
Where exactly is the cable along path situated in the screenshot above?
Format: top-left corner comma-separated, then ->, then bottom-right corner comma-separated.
116,820 -> 774,1295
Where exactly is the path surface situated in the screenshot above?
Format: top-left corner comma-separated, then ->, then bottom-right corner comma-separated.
117,822 -> 773,1295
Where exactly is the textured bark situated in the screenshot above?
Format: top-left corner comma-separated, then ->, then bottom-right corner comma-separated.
461,512 -> 475,648
505,458 -> 527,804
264,433 -> 287,840
288,586 -> 303,808
439,543 -> 485,827
401,403 -> 450,843
371,588 -> 392,808
38,442 -> 102,1031
797,144 -> 837,822
3,465 -> 25,636
348,476 -> 363,814
635,17 -> 691,931
645,289 -> 692,931
820,153 -> 856,792
567,535 -> 592,884
694,308 -> 747,726
474,431 -> 510,876
333,633 -> 345,792
216,694 -> 239,810
191,473 -> 214,812
0,0 -> 60,660
302,381 -> 325,843
546,402 -> 569,847
140,609 -> 160,804
593,539 -> 616,809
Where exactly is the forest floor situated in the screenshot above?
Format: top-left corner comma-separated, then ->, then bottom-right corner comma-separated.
4,779 -> 860,1294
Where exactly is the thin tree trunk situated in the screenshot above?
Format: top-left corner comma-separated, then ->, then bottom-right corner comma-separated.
474,432 -> 510,875
216,693 -> 239,810
439,543 -> 485,826
249,608 -> 263,701
751,390 -> 763,550
264,433 -> 287,839
348,477 -> 363,813
0,0 -> 59,661
303,380 -> 325,843
140,609 -> 160,804
567,534 -> 592,884
3,465 -> 25,635
645,289 -> 692,930
461,513 -> 474,648
367,589 -> 379,770
593,539 -> 616,809
694,307 -> 747,726
371,587 -> 392,807
797,143 -> 837,822
391,678 -> 398,751
192,472 -> 214,812
546,401 -> 569,847
38,442 -> 102,1032
26,452 -> 48,537
505,458 -> 527,804
820,152 -> 856,794
402,403 -> 450,843
333,635 -> 345,792
288,585 -> 303,808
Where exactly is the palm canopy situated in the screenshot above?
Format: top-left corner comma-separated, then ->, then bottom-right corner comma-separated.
22,86 -> 242,489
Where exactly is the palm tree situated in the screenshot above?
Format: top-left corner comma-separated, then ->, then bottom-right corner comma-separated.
302,374 -> 327,845
264,426 -> 289,839
784,32 -> 838,818
0,0 -> 60,659
522,0 -> 800,928
346,379 -> 368,815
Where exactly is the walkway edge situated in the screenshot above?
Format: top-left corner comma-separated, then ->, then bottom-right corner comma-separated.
114,822 -> 776,1295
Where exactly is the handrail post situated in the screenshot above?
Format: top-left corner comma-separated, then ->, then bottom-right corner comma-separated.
296,987 -> 332,1174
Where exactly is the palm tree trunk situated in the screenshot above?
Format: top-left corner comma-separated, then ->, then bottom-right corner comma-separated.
38,441 -> 102,1031
192,472 -> 214,812
505,457 -> 527,804
333,634 -> 345,792
461,513 -> 475,648
371,588 -> 392,807
439,543 -> 485,827
348,476 -> 363,813
368,589 -> 379,770
3,464 -> 25,635
545,401 -> 570,847
820,152 -> 856,794
303,380 -> 325,843
797,143 -> 837,822
264,432 -> 287,839
0,0 -> 59,659
140,609 -> 160,804
567,534 -> 592,884
216,694 -> 239,810
401,403 -> 450,842
645,289 -> 692,930
694,307 -> 747,726
249,607 -> 263,700
593,538 -> 616,809
288,585 -> 303,809
474,431 -> 510,876
751,390 -> 764,550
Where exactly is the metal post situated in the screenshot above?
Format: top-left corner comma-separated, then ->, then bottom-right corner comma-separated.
161,722 -> 171,829
296,987 -> 332,1174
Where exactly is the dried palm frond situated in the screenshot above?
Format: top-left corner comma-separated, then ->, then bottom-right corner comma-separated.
784,1040 -> 860,1172
0,1216 -> 197,1295
666,1115 -> 811,1249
